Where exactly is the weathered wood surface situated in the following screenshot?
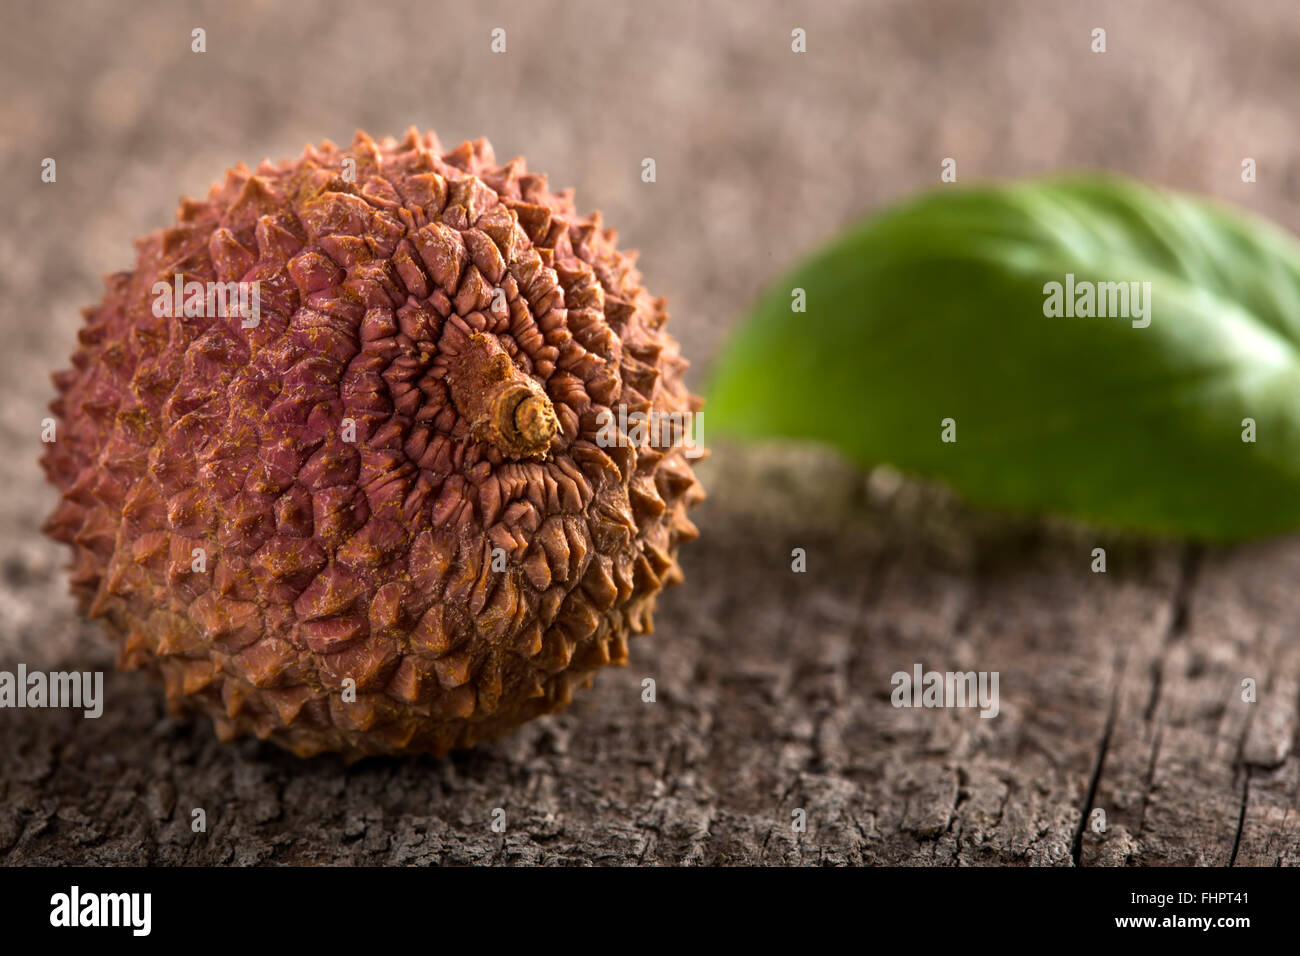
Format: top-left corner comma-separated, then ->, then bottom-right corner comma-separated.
3,447 -> 1298,865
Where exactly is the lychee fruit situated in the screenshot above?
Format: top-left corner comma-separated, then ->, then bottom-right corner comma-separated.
41,128 -> 704,759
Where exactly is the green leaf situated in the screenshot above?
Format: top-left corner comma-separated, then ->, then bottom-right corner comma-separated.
706,175 -> 1300,541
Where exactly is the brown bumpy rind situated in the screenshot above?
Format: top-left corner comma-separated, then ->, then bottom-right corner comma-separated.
41,128 -> 705,759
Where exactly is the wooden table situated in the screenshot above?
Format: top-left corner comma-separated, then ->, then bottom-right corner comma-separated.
5,446 -> 1295,865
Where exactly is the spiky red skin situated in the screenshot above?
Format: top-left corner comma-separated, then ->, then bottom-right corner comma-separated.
42,129 -> 704,759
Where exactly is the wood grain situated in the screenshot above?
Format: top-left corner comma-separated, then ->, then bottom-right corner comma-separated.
3,447 -> 1295,865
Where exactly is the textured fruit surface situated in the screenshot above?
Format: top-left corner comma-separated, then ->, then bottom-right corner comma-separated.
41,128 -> 704,759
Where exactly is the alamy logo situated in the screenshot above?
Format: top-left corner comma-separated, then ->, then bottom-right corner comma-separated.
891,663 -> 999,718
1042,273 -> 1151,328
152,272 -> 261,327
50,886 -> 151,936
594,404 -> 704,459
0,665 -> 102,718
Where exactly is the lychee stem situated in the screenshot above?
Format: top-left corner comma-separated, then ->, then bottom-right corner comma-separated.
446,333 -> 559,459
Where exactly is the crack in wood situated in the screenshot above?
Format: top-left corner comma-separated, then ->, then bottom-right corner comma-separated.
1228,769 -> 1249,867
1072,652 -> 1123,866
